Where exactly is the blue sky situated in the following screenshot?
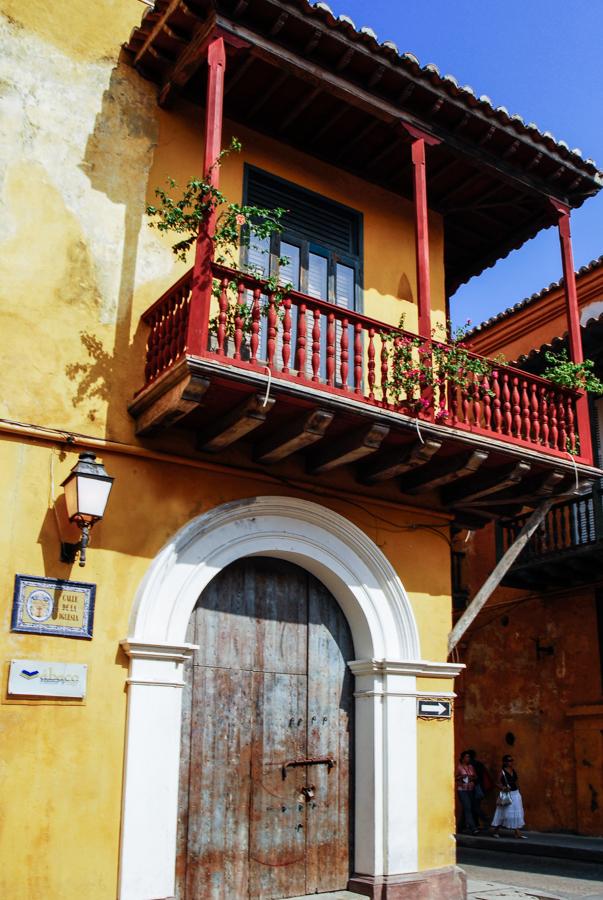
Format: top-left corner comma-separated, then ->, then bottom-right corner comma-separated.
321,0 -> 603,328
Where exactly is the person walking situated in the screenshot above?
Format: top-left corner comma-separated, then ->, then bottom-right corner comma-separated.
491,753 -> 526,839
456,750 -> 479,834
467,748 -> 492,830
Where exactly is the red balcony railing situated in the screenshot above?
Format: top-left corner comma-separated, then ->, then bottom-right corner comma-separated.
140,263 -> 590,464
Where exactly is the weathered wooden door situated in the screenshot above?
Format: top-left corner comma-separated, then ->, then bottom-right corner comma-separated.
176,557 -> 354,900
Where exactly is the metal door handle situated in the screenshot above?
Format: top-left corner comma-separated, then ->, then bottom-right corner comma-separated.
282,756 -> 336,778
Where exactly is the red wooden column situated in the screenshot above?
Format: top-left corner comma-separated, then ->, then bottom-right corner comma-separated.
553,200 -> 592,459
402,123 -> 440,339
187,36 -> 226,356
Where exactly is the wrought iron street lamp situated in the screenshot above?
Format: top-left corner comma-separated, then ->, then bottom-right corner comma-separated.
60,452 -> 114,567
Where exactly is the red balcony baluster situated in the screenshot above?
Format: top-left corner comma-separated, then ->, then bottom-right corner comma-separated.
282,296 -> 292,373
296,302 -> 307,377
216,277 -> 229,355
312,308 -> 321,382
326,311 -> 336,386
461,382 -> 470,425
566,397 -> 577,454
449,377 -> 459,426
482,375 -> 492,430
368,328 -> 376,401
472,375 -> 482,427
492,369 -> 502,433
354,323 -> 363,394
530,382 -> 540,444
233,279 -> 245,361
502,372 -> 512,434
521,378 -> 531,441
381,332 -> 389,406
267,292 -> 277,368
250,286 -> 261,365
540,385 -> 550,448
549,392 -> 559,450
557,393 -> 568,453
512,375 -> 521,437
340,317 -> 349,389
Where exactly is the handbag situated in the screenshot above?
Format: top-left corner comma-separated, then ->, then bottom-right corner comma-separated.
496,769 -> 512,806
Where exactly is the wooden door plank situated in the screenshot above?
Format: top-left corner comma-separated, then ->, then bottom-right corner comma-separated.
249,671 -> 308,900
185,664 -> 254,899
192,557 -> 307,675
306,576 -> 354,893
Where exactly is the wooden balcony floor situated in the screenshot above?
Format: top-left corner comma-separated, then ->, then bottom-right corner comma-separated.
128,354 -> 600,527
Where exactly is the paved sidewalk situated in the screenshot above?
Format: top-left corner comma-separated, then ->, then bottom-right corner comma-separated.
467,878 -> 570,899
457,831 -> 603,864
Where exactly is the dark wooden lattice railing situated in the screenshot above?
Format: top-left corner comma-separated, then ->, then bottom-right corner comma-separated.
497,488 -> 603,563
139,263 -> 589,464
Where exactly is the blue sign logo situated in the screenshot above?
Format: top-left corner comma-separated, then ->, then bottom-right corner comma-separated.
20,669 -> 40,680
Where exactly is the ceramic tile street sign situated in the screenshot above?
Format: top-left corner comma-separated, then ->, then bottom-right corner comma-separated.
417,699 -> 451,718
8,659 -> 88,698
11,574 -> 95,639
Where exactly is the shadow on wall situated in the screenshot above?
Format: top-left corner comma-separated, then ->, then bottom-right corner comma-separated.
67,57 -> 158,438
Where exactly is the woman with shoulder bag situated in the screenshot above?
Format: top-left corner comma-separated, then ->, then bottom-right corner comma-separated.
491,754 -> 526,839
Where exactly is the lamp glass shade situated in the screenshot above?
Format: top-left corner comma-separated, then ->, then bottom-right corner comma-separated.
62,453 -> 114,523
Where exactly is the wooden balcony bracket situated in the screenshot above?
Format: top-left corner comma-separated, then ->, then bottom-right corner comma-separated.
398,449 -> 489,495
442,460 -> 531,506
360,438 -> 442,484
129,366 -> 210,436
307,423 -> 390,474
197,393 -> 275,452
254,408 -> 334,464
448,496 -> 559,654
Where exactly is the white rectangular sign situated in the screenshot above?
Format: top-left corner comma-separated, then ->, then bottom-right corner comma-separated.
8,659 -> 87,698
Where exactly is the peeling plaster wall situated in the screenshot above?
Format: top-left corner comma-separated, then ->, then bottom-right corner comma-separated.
0,14 -> 169,436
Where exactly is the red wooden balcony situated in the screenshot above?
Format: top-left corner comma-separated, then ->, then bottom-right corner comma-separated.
129,263 -> 597,523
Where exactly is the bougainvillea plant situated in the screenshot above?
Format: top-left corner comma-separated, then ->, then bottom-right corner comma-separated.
542,349 -> 603,395
146,137 -> 287,265
385,317 -> 495,419
146,138 -> 291,339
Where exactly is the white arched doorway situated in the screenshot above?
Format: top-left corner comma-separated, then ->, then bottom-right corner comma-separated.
118,496 -> 459,899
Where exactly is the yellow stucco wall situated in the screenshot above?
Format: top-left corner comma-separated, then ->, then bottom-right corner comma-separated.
0,4 -> 456,896
0,434 -> 455,897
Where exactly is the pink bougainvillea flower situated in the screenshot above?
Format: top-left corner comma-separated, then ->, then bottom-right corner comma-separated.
235,213 -> 247,226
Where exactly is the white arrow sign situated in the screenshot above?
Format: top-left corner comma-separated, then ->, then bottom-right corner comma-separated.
417,699 -> 451,718
422,702 -> 446,714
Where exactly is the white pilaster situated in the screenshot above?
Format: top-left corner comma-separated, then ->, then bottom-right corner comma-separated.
118,642 -> 197,900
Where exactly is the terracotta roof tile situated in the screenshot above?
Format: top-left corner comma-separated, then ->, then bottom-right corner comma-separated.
467,254 -> 603,337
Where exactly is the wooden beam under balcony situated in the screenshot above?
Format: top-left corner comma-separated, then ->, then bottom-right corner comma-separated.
399,449 -> 489,495
360,438 -> 442,484
254,408 -> 334,463
129,367 -> 210,436
442,460 -> 531,506
307,423 -> 390,474
198,393 -> 275,452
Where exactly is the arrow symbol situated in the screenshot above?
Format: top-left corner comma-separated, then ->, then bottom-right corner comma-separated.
421,702 -> 446,714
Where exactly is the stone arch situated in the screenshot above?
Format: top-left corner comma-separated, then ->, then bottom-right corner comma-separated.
118,496 -> 432,899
